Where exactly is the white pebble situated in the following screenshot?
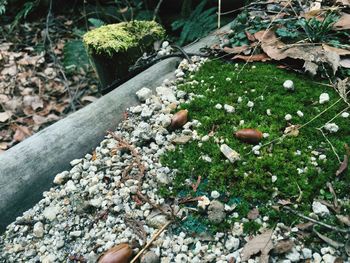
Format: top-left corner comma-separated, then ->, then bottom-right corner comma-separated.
215,104 -> 222,110
283,80 -> 294,91
266,109 -> 272,116
224,104 -> 235,113
247,101 -> 254,108
285,114 -> 292,121
271,175 -> 277,183
297,110 -> 304,117
341,112 -> 349,118
211,191 -> 220,199
324,123 -> 339,133
319,93 -> 330,104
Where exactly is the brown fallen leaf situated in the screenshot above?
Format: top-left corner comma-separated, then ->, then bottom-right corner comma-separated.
273,239 -> 294,254
233,53 -> 271,62
335,155 -> 348,176
322,44 -> 350,56
334,13 -> 350,30
284,125 -> 300,137
0,111 -> 12,122
223,46 -> 250,54
295,221 -> 314,231
277,199 -> 292,206
336,215 -> 350,226
13,125 -> 32,142
241,229 -> 274,263
340,58 -> 350,68
247,208 -> 260,220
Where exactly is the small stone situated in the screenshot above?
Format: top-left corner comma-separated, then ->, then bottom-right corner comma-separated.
341,112 -> 349,118
302,248 -> 312,259
324,123 -> 339,133
147,214 -> 169,228
141,251 -> 160,263
286,248 -> 301,262
53,171 -> 68,185
157,114 -> 171,128
220,144 -> 240,163
201,135 -> 210,142
271,175 -> 277,183
323,254 -> 336,263
70,158 -> 82,166
266,109 -> 272,116
312,201 -> 330,216
313,253 -> 322,263
225,236 -> 240,251
297,110 -> 304,117
215,103 -> 222,110
197,196 -> 210,209
226,77 -> 232,81
156,172 -> 170,185
162,41 -> 169,49
172,135 -> 191,144
33,221 -> 44,238
319,154 -> 326,160
319,93 -> 330,104
283,80 -> 294,91
43,206 -> 59,221
211,191 -> 220,199
208,200 -> 226,224
141,107 -> 153,118
136,87 -> 152,102
70,231 -> 81,237
285,114 -> 292,121
247,101 -> 254,108
224,104 -> 235,113
156,86 -> 176,102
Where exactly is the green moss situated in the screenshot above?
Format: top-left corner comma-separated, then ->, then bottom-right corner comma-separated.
243,221 -> 261,235
83,20 -> 165,57
160,60 -> 350,231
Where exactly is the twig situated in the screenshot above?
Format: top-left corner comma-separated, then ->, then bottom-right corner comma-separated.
217,0 -> 221,29
191,175 -> 202,192
130,221 -> 172,263
326,182 -> 339,209
283,206 -> 350,233
317,127 -> 341,163
153,0 -> 164,21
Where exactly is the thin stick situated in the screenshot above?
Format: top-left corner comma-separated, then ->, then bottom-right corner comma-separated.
153,0 -> 164,21
130,221 -> 172,263
218,0 -> 221,29
317,128 -> 341,163
283,206 -> 350,233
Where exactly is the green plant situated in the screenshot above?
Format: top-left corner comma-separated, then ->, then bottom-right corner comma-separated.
63,40 -> 90,73
9,0 -> 40,31
298,12 -> 339,43
171,0 -> 217,45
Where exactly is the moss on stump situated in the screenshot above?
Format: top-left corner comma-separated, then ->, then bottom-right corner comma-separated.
83,20 -> 165,89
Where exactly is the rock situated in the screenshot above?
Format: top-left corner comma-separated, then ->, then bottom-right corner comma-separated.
297,110 -> 304,117
312,201 -> 330,216
324,123 -> 339,133
197,196 -> 210,209
133,122 -> 152,141
70,158 -> 82,166
141,107 -> 153,118
136,87 -> 152,102
341,112 -> 349,118
283,80 -> 294,91
156,172 -> 170,185
285,114 -> 292,121
313,252 -> 322,263
157,114 -> 171,128
225,236 -> 240,251
70,231 -> 81,237
162,41 -> 169,49
323,254 -> 336,263
271,175 -> 277,183
41,254 -> 56,263
53,171 -> 68,185
156,86 -> 176,102
33,221 -> 44,238
208,200 -> 225,224
172,135 -> 191,144
286,248 -> 301,262
319,93 -> 330,104
210,191 -> 220,199
224,104 -> 235,113
140,251 -> 160,263
220,144 -> 240,163
215,104 -> 222,109
43,206 -> 59,221
65,180 -> 77,192
302,248 -> 312,259
146,213 -> 169,228
247,101 -> 254,108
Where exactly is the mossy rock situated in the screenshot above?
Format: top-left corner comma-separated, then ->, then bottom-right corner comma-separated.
83,20 -> 165,89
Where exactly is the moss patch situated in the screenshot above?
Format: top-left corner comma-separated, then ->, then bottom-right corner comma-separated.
161,60 -> 350,232
83,20 -> 165,57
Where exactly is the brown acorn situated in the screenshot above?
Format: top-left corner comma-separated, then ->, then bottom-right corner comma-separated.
235,128 -> 263,144
170,109 -> 188,129
98,243 -> 132,263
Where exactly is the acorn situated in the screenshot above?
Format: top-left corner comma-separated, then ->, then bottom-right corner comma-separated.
235,128 -> 263,144
98,243 -> 132,263
170,109 -> 188,129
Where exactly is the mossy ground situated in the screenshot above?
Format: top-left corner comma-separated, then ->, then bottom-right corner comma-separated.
160,60 -> 350,234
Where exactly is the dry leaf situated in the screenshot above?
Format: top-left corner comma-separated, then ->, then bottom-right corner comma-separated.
284,125 -> 300,137
241,229 -> 274,263
0,111 -> 12,122
334,13 -> 350,30
322,44 -> 350,56
247,208 -> 260,220
313,227 -> 344,249
81,95 -> 98,103
336,215 -> 350,226
340,58 -> 350,68
336,155 -> 348,176
295,221 -> 314,230
13,125 -> 32,142
273,239 -> 294,254
303,61 -> 318,76
278,199 -> 292,206
0,142 -> 8,150
223,46 -> 250,54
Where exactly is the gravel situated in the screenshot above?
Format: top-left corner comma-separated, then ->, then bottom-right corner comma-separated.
0,57 -> 348,263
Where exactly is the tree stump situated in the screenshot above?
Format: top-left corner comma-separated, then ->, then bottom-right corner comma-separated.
83,20 -> 165,91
